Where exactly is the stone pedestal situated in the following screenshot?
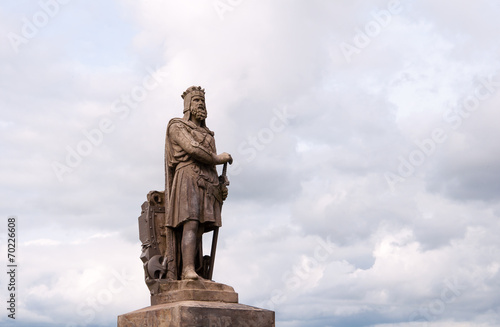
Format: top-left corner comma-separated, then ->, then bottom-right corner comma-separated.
118,280 -> 275,327
118,301 -> 275,327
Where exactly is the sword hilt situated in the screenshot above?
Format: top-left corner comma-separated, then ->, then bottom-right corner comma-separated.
222,162 -> 227,176
220,163 -> 229,186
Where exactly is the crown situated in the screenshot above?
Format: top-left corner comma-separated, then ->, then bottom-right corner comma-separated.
181,86 -> 205,99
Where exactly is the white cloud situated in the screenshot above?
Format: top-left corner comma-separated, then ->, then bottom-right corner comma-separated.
1,0 -> 500,326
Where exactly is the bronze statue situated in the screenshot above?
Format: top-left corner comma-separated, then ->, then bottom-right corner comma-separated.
139,86 -> 232,290
121,86 -> 275,326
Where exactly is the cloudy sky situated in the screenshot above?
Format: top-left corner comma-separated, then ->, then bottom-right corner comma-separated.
1,0 -> 500,326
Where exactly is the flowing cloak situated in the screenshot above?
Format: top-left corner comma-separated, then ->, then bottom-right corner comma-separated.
164,118 -> 222,231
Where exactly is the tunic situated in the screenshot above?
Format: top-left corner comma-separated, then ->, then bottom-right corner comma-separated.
164,118 -> 222,229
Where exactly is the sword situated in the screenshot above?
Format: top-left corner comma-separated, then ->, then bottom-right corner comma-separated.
220,162 -> 230,187
208,162 -> 230,280
208,227 -> 219,281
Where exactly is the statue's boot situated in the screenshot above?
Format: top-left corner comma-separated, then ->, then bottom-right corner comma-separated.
181,268 -> 199,280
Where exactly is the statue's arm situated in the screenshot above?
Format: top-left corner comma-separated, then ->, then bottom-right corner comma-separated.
169,123 -> 224,165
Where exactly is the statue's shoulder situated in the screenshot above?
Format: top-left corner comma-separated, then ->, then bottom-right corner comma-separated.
167,118 -> 191,131
168,117 -> 184,126
167,118 -> 214,136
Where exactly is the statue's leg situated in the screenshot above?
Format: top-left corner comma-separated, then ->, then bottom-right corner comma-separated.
181,220 -> 200,280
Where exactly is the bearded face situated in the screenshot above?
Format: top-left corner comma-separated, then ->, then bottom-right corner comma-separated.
190,96 -> 207,121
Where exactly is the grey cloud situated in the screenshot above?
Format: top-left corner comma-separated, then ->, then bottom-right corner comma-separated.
3,1 -> 500,326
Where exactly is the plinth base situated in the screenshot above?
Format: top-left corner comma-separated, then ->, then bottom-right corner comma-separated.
151,280 -> 238,305
117,301 -> 275,327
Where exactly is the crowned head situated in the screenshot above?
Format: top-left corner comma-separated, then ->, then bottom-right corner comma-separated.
182,86 -> 205,113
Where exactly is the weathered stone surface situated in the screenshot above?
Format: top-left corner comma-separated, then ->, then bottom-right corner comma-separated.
120,86 -> 275,327
150,279 -> 238,305
139,86 -> 234,286
117,301 -> 275,327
